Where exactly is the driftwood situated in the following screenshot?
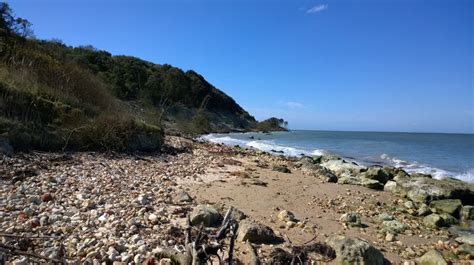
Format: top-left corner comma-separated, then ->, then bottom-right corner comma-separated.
246,241 -> 260,265
155,207 -> 243,265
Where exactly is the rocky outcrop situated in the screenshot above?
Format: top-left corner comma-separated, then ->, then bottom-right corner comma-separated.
326,235 -> 384,265
388,177 -> 474,205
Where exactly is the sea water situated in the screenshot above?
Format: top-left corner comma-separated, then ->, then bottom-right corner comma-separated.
201,130 -> 474,183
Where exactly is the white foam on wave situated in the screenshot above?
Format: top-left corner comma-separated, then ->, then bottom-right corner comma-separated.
199,134 -> 324,157
380,153 -> 473,183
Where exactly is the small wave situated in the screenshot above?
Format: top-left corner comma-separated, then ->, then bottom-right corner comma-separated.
199,134 -> 324,157
380,154 -> 473,183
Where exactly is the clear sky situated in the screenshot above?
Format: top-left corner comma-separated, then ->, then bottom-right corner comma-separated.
9,0 -> 474,133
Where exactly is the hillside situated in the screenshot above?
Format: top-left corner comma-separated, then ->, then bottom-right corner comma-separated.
0,3 -> 258,152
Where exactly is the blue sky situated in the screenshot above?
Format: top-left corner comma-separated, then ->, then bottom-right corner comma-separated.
9,0 -> 473,133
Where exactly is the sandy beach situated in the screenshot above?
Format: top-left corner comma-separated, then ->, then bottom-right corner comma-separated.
0,136 -> 473,264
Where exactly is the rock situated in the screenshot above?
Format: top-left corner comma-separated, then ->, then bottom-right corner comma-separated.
417,204 -> 431,216
272,165 -> 291,173
381,166 -> 409,181
318,154 -> 342,163
39,215 -> 49,226
423,214 -> 445,228
300,161 -> 337,182
385,232 -> 395,242
41,193 -> 53,202
326,235 -> 384,265
360,178 -> 384,190
159,258 -> 173,265
148,213 -> 159,223
382,220 -> 407,234
457,244 -> 474,256
340,212 -> 362,227
395,177 -> 474,204
28,196 -> 41,205
231,207 -> 247,221
439,213 -> 458,225
174,191 -> 192,203
190,205 -> 221,227
361,166 -> 391,184
429,199 -> 462,217
322,160 -> 363,177
29,217 -> 40,228
417,250 -> 447,265
11,257 -> 28,265
237,220 -> 283,244
277,210 -> 297,222
404,201 -> 415,209
137,194 -> 150,205
108,247 -> 120,261
460,205 -> 474,221
455,234 -> 474,245
375,213 -> 394,223
384,181 -> 406,197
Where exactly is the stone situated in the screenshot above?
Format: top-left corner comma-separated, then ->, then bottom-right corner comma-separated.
277,210 -> 297,222
361,166 -> 391,184
340,212 -> 362,227
360,178 -> 384,190
395,177 -> 474,204
385,232 -> 395,242
423,214 -> 445,228
237,220 -> 283,244
429,199 -> 462,217
190,205 -> 221,227
41,193 -> 53,202
460,205 -> 474,221
326,235 -> 384,265
322,160 -> 363,177
417,204 -> 431,216
382,220 -> 408,234
148,213 -> 159,223
455,234 -> 474,246
273,165 -> 291,173
417,250 -> 447,265
404,201 -> 415,209
439,213 -> 458,225
39,215 -> 49,226
29,217 -> 40,228
28,196 -> 41,205
174,191 -> 192,203
384,181 -> 405,196
137,195 -> 150,205
375,213 -> 394,223
457,244 -> 474,256
11,257 -> 28,265
300,161 -> 337,182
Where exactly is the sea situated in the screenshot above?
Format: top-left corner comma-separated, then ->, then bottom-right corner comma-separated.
201,130 -> 474,183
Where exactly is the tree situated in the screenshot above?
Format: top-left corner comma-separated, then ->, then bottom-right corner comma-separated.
0,2 -> 33,37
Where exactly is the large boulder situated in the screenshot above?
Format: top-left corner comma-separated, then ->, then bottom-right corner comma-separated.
429,199 -> 462,217
326,235 -> 384,265
455,234 -> 474,246
417,250 -> 447,265
423,214 -> 445,228
322,160 -> 364,177
237,220 -> 283,244
381,166 -> 409,181
190,205 -> 221,227
394,177 -> 474,204
338,175 -> 383,190
360,166 -> 391,184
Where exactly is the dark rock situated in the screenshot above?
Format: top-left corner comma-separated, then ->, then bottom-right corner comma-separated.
361,166 -> 391,184
174,191 -> 192,204
237,220 -> 283,244
41,193 -> 53,202
272,165 -> 291,173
